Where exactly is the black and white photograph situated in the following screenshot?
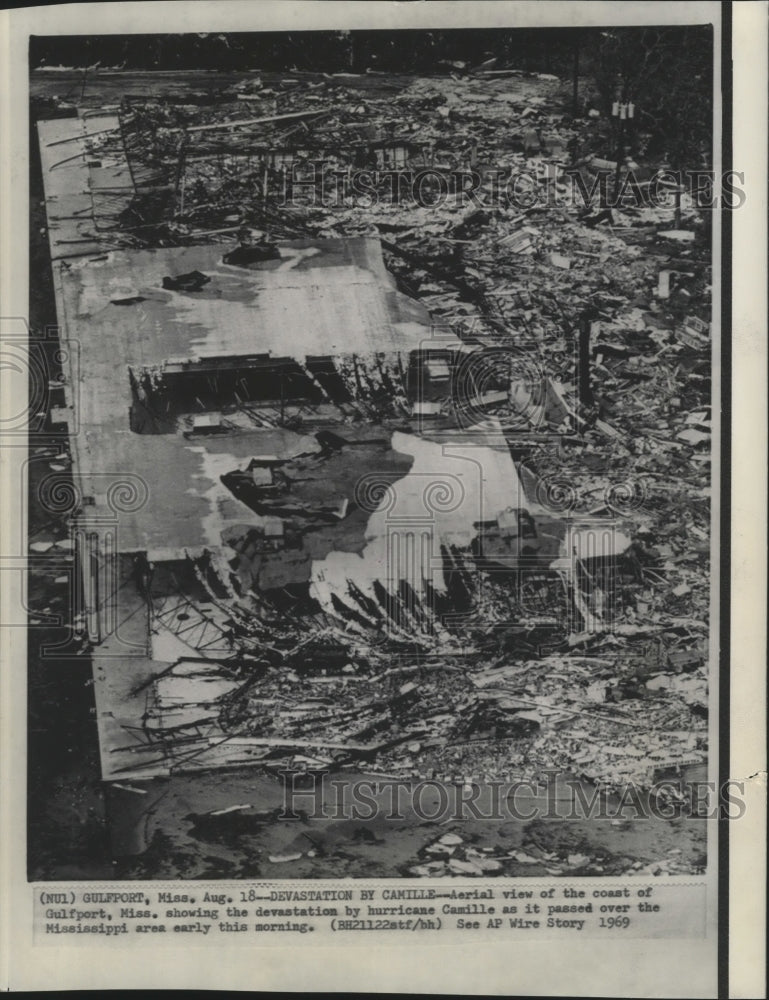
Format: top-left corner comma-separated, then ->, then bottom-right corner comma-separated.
2,2 -> 766,996
27,21 -> 718,879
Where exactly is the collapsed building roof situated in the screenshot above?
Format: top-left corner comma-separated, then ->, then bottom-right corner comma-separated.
46,232 -> 467,556
63,236 -> 446,364
58,232 -> 447,354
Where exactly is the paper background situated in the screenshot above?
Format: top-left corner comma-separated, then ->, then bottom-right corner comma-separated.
1,3 -> 765,995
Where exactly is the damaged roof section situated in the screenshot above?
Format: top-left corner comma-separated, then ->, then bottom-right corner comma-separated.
71,236 -> 445,364
47,233 -> 463,557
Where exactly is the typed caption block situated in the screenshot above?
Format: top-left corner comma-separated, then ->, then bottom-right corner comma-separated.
34,881 -> 706,943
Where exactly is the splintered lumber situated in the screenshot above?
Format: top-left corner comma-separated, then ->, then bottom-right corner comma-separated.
181,108 -> 332,134
225,736 -> 392,752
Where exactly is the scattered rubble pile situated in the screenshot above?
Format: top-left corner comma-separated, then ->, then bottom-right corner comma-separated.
67,69 -> 712,808
406,826 -> 705,879
113,71 -> 707,341
145,535 -> 708,797
204,625 -> 707,794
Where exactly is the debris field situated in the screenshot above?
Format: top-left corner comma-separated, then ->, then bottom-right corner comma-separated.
34,65 -> 713,875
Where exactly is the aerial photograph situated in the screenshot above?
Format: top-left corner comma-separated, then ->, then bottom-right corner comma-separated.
27,26 -> 714,880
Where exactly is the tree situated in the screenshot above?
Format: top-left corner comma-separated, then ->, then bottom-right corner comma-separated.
592,26 -> 713,170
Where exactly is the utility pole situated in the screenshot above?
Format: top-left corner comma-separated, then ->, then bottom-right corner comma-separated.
572,37 -> 580,117
173,134 -> 189,217
673,183 -> 683,229
577,307 -> 599,410
611,101 -> 635,192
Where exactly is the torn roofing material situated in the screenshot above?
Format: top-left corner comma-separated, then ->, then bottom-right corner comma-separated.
309,428 -> 529,618
61,236 -> 448,363
44,227 -> 459,556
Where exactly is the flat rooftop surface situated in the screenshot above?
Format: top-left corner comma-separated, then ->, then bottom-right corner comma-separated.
60,237 -> 437,363
38,115 -> 467,559
49,233 -> 446,554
